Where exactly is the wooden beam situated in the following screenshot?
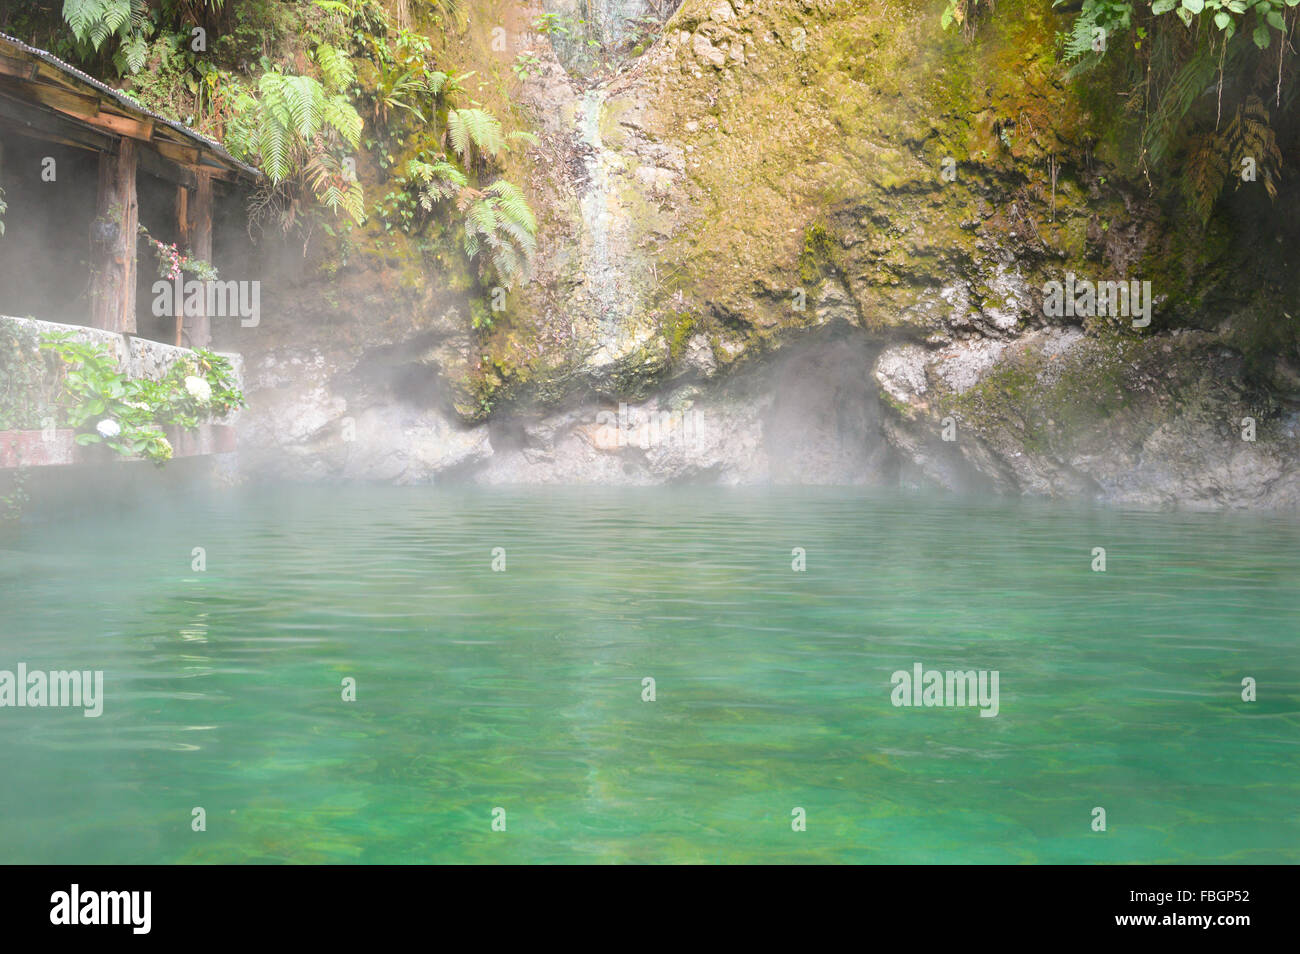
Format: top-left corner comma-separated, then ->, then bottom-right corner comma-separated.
2,78 -> 157,141
0,53 -> 38,81
195,159 -> 237,182
153,139 -> 200,166
137,144 -> 197,189
83,109 -> 152,140
0,87 -> 113,152
33,61 -> 86,90
90,139 -> 139,334
20,81 -> 100,118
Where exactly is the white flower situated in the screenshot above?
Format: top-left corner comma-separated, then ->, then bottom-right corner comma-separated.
184,376 -> 212,402
96,419 -> 121,439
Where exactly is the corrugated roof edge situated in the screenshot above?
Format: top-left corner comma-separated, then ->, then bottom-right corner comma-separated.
0,31 -> 262,182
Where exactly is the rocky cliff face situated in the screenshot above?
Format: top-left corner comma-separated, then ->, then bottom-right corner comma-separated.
233,0 -> 1300,509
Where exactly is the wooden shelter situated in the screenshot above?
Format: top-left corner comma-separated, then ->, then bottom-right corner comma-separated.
0,32 -> 259,347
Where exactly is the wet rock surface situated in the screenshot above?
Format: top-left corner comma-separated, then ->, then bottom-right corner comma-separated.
229,0 -> 1300,509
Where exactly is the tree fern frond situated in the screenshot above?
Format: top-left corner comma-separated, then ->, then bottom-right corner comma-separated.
447,108 -> 504,162
314,43 -> 355,94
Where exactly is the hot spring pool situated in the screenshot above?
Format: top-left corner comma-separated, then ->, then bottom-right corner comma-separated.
0,486 -> 1296,863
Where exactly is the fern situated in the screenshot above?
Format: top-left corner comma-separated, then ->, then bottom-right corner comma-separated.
63,0 -> 138,50
305,148 -> 365,223
459,180 -> 538,287
1055,1 -> 1133,63
113,31 -> 149,74
63,0 -> 222,62
405,159 -> 468,210
225,67 -> 365,224
1183,132 -> 1229,224
446,108 -> 505,165
506,130 -> 541,152
1185,96 -> 1284,221
315,44 -> 356,95
1142,46 -> 1220,169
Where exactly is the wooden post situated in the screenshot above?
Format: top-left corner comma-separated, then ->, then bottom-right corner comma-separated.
189,169 -> 213,349
90,138 -> 138,333
173,183 -> 189,346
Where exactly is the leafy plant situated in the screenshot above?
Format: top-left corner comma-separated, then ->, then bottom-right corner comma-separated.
0,321 -> 62,432
512,52 -> 544,81
140,224 -> 219,281
1183,95 -> 1282,221
446,107 -> 504,169
946,1 -> 1300,222
1056,1 -> 1134,62
940,0 -> 987,37
533,12 -> 575,38
403,156 -> 468,209
38,333 -> 245,466
224,46 -> 365,224
62,0 -> 225,69
62,0 -> 150,53
459,180 -> 538,288
367,52 -> 539,287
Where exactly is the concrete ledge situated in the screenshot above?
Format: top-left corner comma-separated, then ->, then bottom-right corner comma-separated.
0,425 -> 236,468
0,314 -> 243,469
2,315 -> 242,378
3,316 -> 130,368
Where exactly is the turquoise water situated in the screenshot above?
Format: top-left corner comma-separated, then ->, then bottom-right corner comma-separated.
0,486 -> 1297,864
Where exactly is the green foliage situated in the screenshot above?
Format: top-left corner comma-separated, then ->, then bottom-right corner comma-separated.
62,0 -> 149,52
1183,95 -> 1282,221
1148,0 -> 1297,47
446,107 -> 504,167
38,334 -> 245,466
314,41 -> 356,92
947,1 -> 1300,222
1055,1 -> 1134,62
533,12 -> 577,38
364,38 -> 539,288
512,52 -> 544,81
356,27 -> 465,129
224,47 -> 365,224
460,180 -> 538,289
47,0 -> 542,293
62,0 -> 225,68
0,321 -> 62,432
940,0 -> 987,36
404,156 -> 468,209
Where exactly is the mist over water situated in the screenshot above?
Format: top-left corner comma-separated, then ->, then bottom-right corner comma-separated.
2,485 -> 1296,863
1,0 -> 1298,886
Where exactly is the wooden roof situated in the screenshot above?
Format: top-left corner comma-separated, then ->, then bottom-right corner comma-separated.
0,31 -> 260,187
